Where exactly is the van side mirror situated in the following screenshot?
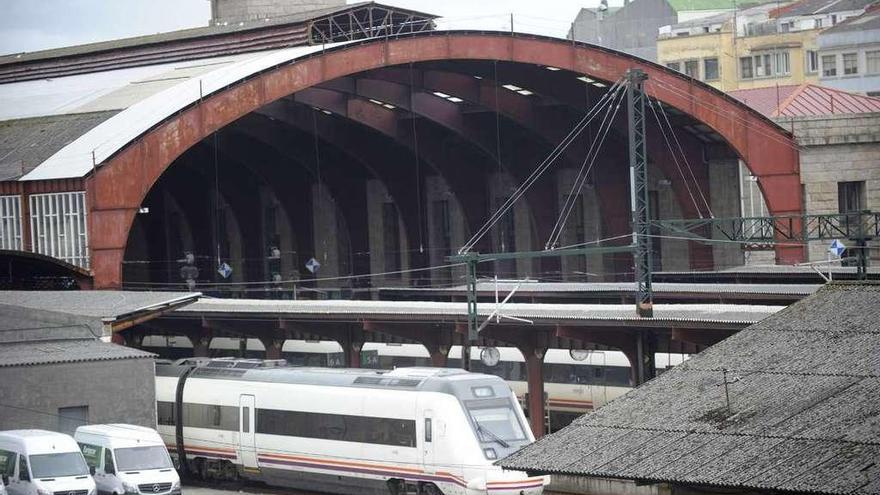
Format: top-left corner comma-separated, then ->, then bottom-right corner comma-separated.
2,474 -> 8,485
89,466 -> 96,476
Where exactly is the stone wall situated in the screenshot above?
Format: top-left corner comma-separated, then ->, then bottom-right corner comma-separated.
0,359 -> 157,432
782,113 -> 880,263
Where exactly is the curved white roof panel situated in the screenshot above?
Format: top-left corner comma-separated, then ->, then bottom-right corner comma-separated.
17,41 -> 350,181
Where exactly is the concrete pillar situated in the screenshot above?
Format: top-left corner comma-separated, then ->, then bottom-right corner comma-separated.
635,332 -> 657,385
429,345 -> 450,367
187,335 -> 212,357
521,347 -> 547,439
261,338 -> 285,360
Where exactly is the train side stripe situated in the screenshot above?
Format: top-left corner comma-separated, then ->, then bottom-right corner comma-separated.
257,455 -> 468,488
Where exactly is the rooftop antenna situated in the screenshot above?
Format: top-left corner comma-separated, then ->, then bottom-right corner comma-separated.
717,368 -> 741,415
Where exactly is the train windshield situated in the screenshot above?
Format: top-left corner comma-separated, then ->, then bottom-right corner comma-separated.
466,399 -> 527,444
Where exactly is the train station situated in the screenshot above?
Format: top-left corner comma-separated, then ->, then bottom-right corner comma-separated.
1,0 -> 879,494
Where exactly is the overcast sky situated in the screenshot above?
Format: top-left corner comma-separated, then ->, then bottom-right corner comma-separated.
0,0 -> 598,56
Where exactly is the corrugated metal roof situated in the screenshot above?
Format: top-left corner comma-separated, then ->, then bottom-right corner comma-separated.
175,298 -> 782,326
500,282 -> 880,495
0,2 -> 437,68
0,111 -> 118,180
15,41 -> 352,181
728,83 -> 880,117
0,290 -> 201,320
776,0 -> 875,17
0,339 -> 154,367
381,281 -> 820,296
821,8 -> 880,33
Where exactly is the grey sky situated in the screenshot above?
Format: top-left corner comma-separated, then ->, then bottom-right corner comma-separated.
0,0 -> 597,56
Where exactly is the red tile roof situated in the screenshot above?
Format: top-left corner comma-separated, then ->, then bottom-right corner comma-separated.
728,83 -> 880,117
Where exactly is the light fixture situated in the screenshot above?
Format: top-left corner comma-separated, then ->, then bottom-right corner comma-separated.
592,82 -> 607,88
433,91 -> 451,98
545,66 -> 561,71
502,84 -> 522,91
577,76 -> 595,83
447,96 -> 464,103
517,89 -> 534,96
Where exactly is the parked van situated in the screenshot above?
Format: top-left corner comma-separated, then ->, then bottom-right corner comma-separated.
74,425 -> 179,495
0,430 -> 96,495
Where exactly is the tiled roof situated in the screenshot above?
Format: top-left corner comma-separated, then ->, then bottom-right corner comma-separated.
0,339 -> 154,367
500,282 -> 880,495
728,83 -> 880,117
0,290 -> 200,319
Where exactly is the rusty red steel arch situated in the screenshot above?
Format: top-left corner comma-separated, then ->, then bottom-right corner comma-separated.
87,32 -> 802,288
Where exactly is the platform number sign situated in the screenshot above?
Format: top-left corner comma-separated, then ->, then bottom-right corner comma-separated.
829,239 -> 846,258
217,262 -> 233,279
306,257 -> 321,274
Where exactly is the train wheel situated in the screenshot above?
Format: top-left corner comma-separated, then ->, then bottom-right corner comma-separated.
418,482 -> 442,495
387,478 -> 405,495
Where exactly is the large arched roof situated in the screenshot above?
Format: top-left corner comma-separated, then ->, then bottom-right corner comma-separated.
20,31 -> 795,183
69,30 -> 802,287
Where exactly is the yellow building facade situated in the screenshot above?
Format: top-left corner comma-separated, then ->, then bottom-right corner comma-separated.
657,25 -> 820,91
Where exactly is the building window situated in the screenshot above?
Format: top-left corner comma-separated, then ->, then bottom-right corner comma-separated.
704,58 -> 719,80
756,54 -> 772,77
806,50 -> 819,73
775,51 -> 790,75
382,202 -> 401,276
0,195 -> 22,251
684,60 -> 699,78
740,57 -> 754,79
822,54 -> 837,76
839,181 -> 866,214
29,191 -> 89,269
867,50 -> 880,74
815,18 -> 823,28
843,52 -> 858,75
666,61 -> 681,72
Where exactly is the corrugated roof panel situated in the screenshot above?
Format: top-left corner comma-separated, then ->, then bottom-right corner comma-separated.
729,83 -> 880,117
499,282 -> 880,494
19,41 -> 352,181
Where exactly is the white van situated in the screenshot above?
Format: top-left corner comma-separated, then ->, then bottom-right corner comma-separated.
0,430 -> 96,495
74,425 -> 179,495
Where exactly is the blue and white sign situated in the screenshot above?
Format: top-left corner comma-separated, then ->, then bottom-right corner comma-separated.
217,262 -> 233,278
305,257 -> 321,274
829,239 -> 846,258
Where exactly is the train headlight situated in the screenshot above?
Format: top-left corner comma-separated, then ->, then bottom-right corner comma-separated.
483,448 -> 497,460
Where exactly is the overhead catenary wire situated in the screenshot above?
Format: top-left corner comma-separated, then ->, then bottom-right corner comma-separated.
646,96 -> 707,219
458,77 -> 628,254
653,96 -> 714,217
546,82 -> 627,250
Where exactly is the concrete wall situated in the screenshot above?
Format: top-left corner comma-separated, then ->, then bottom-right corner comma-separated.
366,179 -> 410,287
311,183 -> 344,285
779,112 -> 880,262
211,0 -> 345,25
708,157 -> 744,268
425,175 -> 466,286
572,0 -> 677,62
0,359 -> 157,433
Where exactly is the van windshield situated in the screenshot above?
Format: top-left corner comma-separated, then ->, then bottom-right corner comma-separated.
114,447 -> 172,471
29,453 -> 89,478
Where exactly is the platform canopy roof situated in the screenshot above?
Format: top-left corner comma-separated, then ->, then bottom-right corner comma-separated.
500,281 -> 880,495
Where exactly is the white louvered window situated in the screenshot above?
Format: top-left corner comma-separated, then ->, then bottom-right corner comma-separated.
0,195 -> 23,250
29,192 -> 89,269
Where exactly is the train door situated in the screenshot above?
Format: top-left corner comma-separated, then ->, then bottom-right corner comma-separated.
239,395 -> 258,470
421,409 -> 435,471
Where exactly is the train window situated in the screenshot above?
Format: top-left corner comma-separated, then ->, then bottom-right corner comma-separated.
242,407 -> 250,433
181,403 -> 239,431
424,418 -> 432,443
594,367 -> 603,378
157,401 -> 175,426
256,408 -> 416,448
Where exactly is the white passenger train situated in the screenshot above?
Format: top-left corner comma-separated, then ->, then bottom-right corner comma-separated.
155,359 -> 547,495
144,337 -> 688,430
